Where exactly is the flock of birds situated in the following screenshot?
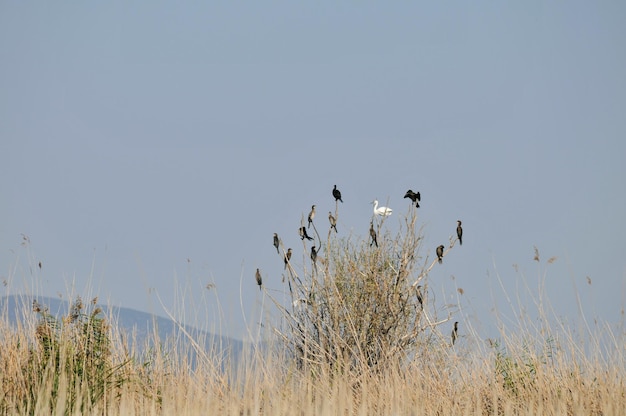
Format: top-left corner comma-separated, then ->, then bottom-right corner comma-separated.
255,184 -> 464,346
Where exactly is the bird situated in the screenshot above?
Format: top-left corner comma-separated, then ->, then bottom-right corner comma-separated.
328,212 -> 337,233
273,233 -> 280,253
436,245 -> 445,264
284,248 -> 292,269
451,321 -> 459,345
372,200 -> 392,216
308,205 -> 316,228
457,220 -> 463,245
416,285 -> 423,308
255,268 -> 262,290
299,226 -> 313,241
404,190 -> 421,208
369,221 -> 378,247
310,245 -> 317,264
332,185 -> 343,203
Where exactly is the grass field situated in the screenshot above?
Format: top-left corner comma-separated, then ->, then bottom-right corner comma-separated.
1,299 -> 622,415
1,219 -> 624,415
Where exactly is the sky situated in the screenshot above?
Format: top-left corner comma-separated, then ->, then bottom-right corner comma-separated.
1,1 -> 625,343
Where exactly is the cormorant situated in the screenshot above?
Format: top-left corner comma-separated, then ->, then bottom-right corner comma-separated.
436,245 -> 444,264
404,190 -> 421,207
284,248 -> 292,269
328,212 -> 337,233
310,245 -> 317,264
273,233 -> 280,253
451,321 -> 459,345
332,185 -> 343,203
372,200 -> 392,216
255,268 -> 262,290
308,205 -> 316,228
369,222 -> 378,247
457,220 -> 463,245
299,226 -> 313,241
416,285 -> 423,308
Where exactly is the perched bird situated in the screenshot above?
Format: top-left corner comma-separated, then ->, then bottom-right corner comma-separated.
284,248 -> 292,269
436,245 -> 445,264
310,245 -> 317,264
299,226 -> 313,241
451,321 -> 459,345
332,185 -> 343,203
457,220 -> 463,245
416,285 -> 423,308
308,205 -> 316,228
404,190 -> 421,208
372,200 -> 392,216
273,233 -> 280,253
255,268 -> 262,290
328,212 -> 337,233
369,221 -> 378,247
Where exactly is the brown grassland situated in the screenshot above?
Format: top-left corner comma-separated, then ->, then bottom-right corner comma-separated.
1,210 -> 624,415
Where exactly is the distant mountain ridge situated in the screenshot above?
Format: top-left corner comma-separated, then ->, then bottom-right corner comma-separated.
0,294 -> 244,360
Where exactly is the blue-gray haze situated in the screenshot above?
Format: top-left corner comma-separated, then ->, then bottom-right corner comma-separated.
1,2 -> 625,342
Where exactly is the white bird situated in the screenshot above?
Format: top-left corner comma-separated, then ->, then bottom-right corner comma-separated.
372,200 -> 392,216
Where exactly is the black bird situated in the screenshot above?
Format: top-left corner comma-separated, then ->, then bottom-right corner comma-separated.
451,321 -> 459,345
299,226 -> 313,241
457,220 -> 463,245
255,268 -> 262,290
328,212 -> 337,233
310,245 -> 317,264
273,233 -> 280,253
369,222 -> 378,247
284,248 -> 292,269
404,189 -> 421,208
436,245 -> 445,264
416,285 -> 423,309
308,205 -> 316,229
332,185 -> 343,203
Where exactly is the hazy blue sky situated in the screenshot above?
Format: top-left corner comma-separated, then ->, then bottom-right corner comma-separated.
2,2 -> 625,342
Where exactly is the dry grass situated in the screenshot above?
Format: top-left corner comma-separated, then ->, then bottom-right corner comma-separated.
1,292 -> 624,415
1,320 -> 622,415
1,216 -> 624,415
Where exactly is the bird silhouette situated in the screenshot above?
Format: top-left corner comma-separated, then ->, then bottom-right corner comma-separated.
436,245 -> 445,264
404,190 -> 421,207
308,205 -> 316,228
273,233 -> 280,253
416,285 -> 423,308
451,321 -> 459,345
328,212 -> 337,233
299,226 -> 313,241
369,221 -> 378,247
457,220 -> 463,245
332,185 -> 343,203
372,200 -> 392,216
284,248 -> 292,269
255,268 -> 262,290
310,245 -> 317,264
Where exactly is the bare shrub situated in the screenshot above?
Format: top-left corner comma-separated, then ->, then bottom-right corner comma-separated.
272,208 -> 454,378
